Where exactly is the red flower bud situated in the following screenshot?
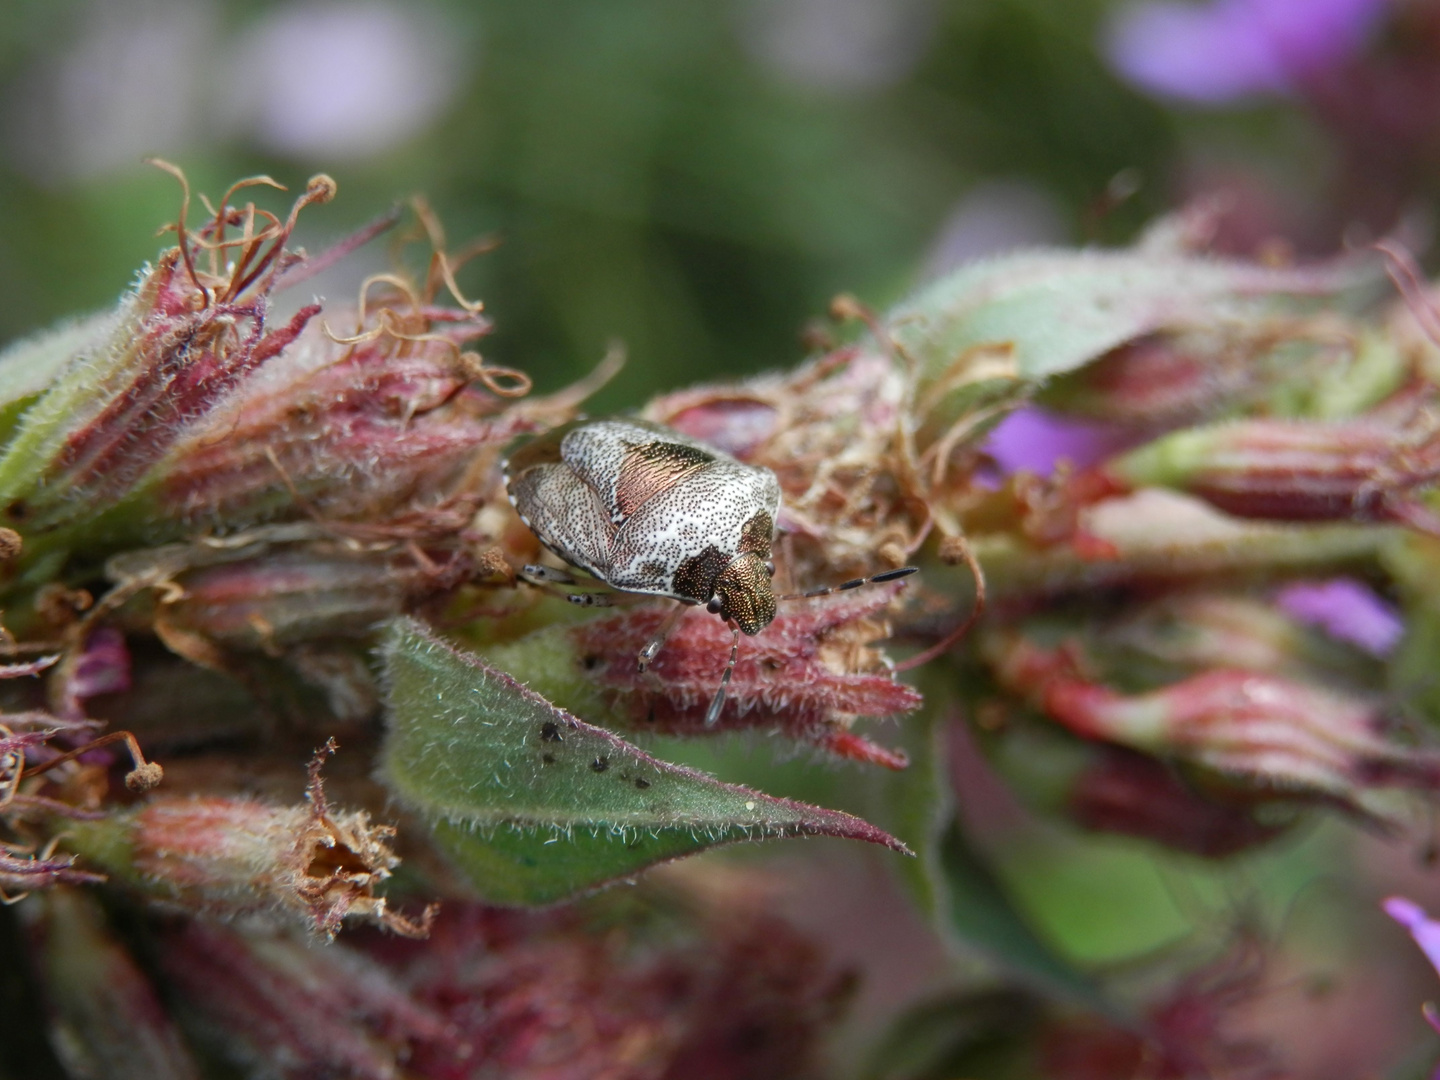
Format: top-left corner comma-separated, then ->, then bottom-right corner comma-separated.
156,303 -> 528,532
1106,383 -> 1440,536
1067,745 -> 1291,857
140,542 -> 474,653
154,920 -> 453,1080
986,632 -> 1440,805
23,887 -> 201,1080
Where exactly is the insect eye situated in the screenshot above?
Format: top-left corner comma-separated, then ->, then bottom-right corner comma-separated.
706,596 -> 723,614
765,561 -> 775,577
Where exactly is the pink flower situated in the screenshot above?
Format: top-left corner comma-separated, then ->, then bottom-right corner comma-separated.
52,626 -> 132,720
1385,897 -> 1440,975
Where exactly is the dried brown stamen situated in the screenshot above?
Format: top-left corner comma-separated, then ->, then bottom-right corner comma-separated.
20,729 -> 163,793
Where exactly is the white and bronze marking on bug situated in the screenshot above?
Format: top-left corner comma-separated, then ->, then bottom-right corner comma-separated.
503,418 -> 916,724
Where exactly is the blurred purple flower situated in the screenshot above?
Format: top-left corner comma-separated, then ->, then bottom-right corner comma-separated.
1386,897 -> 1440,973
227,1 -> 463,161
4,0 -> 216,186
923,180 -> 1068,278
1274,578 -> 1403,657
981,406 -> 1130,478
54,626 -> 132,720
1383,896 -> 1440,1037
738,0 -> 937,94
1103,0 -> 1391,104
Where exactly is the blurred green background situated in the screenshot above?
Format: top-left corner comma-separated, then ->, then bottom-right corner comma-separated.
0,0 -> 1197,411
8,2 -> 1440,1072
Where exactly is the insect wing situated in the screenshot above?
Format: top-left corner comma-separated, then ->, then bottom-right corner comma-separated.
507,418 -> 780,602
608,457 -> 779,599
561,419 -> 721,526
505,447 -> 615,577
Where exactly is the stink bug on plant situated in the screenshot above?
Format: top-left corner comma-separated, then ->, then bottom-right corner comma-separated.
503,418 -> 917,724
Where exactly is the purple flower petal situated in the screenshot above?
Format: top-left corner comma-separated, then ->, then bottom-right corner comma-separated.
1384,897 -> 1440,1036
1103,0 -> 1391,104
981,407 -> 1129,477
54,626 -> 132,719
1274,578 -> 1404,657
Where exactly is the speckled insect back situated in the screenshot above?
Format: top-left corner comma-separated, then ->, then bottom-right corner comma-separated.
504,418 -> 915,723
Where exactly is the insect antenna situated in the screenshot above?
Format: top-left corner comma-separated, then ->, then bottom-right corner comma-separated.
704,623 -> 741,727
775,565 -> 918,603
895,534 -> 986,672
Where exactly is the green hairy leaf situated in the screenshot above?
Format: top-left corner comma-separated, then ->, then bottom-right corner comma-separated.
888,243 -> 1380,420
379,617 -> 910,905
0,309 -> 120,418
938,820 -> 1103,1010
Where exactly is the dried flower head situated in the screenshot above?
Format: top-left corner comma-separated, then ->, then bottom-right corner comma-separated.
154,919 -> 453,1080
644,342 -> 923,582
66,740 -> 429,937
364,900 -> 850,1080
508,583 -> 922,767
0,167 -> 336,553
1043,938 -> 1281,1079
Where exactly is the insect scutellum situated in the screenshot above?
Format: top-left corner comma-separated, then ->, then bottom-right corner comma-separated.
503,418 -> 917,726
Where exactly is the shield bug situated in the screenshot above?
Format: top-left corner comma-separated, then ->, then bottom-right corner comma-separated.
503,418 -> 916,723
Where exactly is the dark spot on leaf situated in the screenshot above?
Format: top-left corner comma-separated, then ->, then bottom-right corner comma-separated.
540,721 -> 562,742
591,756 -> 609,773
635,777 -> 651,789
5,500 -> 27,522
582,654 -> 601,671
542,753 -> 555,764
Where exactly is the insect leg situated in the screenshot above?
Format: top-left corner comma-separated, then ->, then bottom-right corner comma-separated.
520,564 -> 578,586
704,623 -> 741,727
637,601 -> 690,672
567,593 -> 615,608
519,563 -> 617,606
776,565 -> 918,602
